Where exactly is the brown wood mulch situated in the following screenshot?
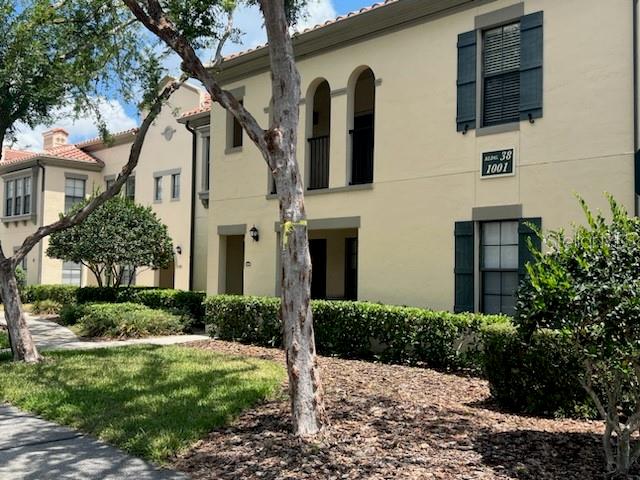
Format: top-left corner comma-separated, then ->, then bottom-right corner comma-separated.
173,340 -> 617,480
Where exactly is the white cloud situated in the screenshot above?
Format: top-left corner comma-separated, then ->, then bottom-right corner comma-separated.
9,98 -> 138,151
223,0 -> 337,56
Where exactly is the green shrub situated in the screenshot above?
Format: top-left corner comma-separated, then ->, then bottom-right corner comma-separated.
76,287 -> 120,304
204,295 -> 508,370
31,299 -> 63,315
23,285 -> 78,305
76,287 -> 205,328
481,323 -> 591,417
14,267 -> 26,296
77,303 -> 184,339
58,303 -> 89,326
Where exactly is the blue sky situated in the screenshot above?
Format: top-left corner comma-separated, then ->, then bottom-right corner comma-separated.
12,0 -> 379,149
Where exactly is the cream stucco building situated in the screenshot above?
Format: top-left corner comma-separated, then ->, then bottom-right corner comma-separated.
202,0 -> 640,315
0,80 -> 210,290
2,0 -> 639,316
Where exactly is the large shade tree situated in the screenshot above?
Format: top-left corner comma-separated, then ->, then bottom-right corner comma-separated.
122,0 -> 328,437
46,196 -> 174,287
0,0 -> 181,363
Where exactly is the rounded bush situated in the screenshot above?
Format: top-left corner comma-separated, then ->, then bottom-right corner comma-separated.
77,303 -> 184,339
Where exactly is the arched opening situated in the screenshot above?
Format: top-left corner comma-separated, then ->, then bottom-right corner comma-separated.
307,80 -> 331,190
349,68 -> 375,185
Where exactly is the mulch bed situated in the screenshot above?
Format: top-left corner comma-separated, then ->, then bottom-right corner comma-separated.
173,340 -> 615,480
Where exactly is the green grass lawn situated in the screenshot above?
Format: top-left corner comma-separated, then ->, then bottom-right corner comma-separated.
0,345 -> 285,463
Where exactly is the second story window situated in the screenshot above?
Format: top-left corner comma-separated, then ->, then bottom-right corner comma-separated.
154,176 -> 162,202
202,135 -> 210,191
171,173 -> 180,200
125,176 -> 135,201
456,11 -> 543,133
350,68 -> 376,185
226,97 -> 244,151
64,177 -> 86,213
4,176 -> 31,217
482,22 -> 521,127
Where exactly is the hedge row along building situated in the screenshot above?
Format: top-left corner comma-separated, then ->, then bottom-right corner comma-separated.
1,0 -> 637,315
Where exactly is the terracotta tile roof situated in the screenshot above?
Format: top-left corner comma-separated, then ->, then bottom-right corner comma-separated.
223,0 -> 398,62
179,93 -> 212,119
1,149 -> 34,163
75,128 -> 139,148
1,144 -> 103,167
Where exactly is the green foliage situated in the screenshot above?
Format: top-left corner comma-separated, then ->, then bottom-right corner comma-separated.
515,195 -> 640,473
46,196 -> 174,287
0,345 -> 284,463
76,303 -> 183,339
0,329 -> 8,349
23,284 -> 78,305
58,303 -> 89,326
77,287 -> 205,327
204,295 -> 508,370
31,299 -> 63,316
482,323 -> 591,417
0,0 -> 162,146
14,267 -> 26,295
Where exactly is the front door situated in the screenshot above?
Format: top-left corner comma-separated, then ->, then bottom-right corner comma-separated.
344,237 -> 358,300
309,239 -> 327,299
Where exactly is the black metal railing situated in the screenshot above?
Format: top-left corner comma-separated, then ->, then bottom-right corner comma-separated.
307,135 -> 330,190
350,125 -> 374,185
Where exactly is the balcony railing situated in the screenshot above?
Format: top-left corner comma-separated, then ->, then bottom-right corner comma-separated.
307,135 -> 330,190
350,125 -> 374,185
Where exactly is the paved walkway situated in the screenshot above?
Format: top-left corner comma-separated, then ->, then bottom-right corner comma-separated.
0,314 -> 208,479
0,314 -> 208,351
0,404 -> 187,480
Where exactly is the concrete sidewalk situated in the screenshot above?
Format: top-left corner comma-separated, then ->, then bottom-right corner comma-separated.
0,314 -> 208,352
0,404 -> 187,480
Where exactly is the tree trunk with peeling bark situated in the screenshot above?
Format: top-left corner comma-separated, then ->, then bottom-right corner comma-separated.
0,259 -> 41,362
122,0 -> 328,436
0,79 -> 183,363
260,1 -> 327,437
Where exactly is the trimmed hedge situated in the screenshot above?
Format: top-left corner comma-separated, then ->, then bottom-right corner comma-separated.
23,285 -> 205,328
204,295 -> 509,370
481,323 -> 592,417
23,285 -> 78,305
76,303 -> 184,339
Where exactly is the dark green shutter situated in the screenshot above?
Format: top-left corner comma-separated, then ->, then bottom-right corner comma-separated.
518,217 -> 542,281
456,31 -> 477,132
519,11 -> 543,121
454,221 -> 475,312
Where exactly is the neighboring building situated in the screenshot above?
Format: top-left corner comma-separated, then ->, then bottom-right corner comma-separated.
203,0 -> 639,315
0,80 -> 210,290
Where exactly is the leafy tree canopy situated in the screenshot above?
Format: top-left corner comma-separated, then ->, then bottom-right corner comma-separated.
46,195 -> 174,287
0,0 -> 162,148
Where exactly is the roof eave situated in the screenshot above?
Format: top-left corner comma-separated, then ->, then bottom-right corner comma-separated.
213,0 -> 480,85
0,156 -> 103,174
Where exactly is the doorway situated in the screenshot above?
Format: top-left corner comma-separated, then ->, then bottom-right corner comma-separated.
224,235 -> 245,295
309,239 -> 327,299
158,259 -> 175,289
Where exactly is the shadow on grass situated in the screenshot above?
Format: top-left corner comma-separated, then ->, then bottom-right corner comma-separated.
0,345 -> 285,464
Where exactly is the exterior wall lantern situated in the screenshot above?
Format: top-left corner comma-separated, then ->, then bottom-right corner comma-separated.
249,225 -> 260,242
176,246 -> 182,255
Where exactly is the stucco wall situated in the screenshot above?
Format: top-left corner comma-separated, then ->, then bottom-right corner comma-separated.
206,0 -> 636,310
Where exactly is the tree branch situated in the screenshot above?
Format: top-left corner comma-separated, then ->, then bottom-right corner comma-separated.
11,77 -> 185,268
121,0 -> 270,160
210,12 -> 234,70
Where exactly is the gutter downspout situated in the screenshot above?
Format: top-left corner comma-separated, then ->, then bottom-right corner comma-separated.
634,0 -> 639,215
185,122 -> 197,291
36,160 -> 45,284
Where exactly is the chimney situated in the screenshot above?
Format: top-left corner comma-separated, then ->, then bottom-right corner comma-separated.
42,128 -> 69,151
